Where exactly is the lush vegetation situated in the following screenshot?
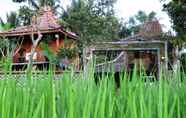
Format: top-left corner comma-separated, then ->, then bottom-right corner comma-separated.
163,0 -> 186,45
0,1 -> 186,117
0,60 -> 184,118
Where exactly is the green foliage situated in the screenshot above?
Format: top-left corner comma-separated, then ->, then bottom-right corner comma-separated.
58,47 -> 78,59
118,25 -> 132,38
0,24 -> 16,60
0,11 -> 19,59
118,10 -> 158,38
64,0 -> 119,47
0,62 -> 185,117
133,11 -> 157,24
17,6 -> 35,25
133,10 -> 157,25
163,0 -> 186,45
39,42 -> 57,64
0,23 -> 11,31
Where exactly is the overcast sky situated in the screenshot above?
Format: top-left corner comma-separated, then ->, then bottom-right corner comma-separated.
0,0 -> 172,31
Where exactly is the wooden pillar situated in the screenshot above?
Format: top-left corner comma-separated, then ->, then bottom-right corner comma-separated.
56,38 -> 59,48
164,41 -> 168,71
55,34 -> 60,48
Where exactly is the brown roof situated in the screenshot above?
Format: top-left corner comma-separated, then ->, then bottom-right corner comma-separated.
120,20 -> 163,41
139,20 -> 162,37
0,6 -> 77,39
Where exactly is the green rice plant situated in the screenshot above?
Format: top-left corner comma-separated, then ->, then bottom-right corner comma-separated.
0,59 -> 185,118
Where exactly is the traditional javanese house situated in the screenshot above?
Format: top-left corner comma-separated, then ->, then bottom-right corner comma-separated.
84,21 -> 173,80
0,6 -> 79,71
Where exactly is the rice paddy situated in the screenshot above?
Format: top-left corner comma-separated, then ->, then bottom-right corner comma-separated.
0,63 -> 185,118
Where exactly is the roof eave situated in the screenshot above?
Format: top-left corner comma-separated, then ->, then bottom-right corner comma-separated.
0,28 -> 78,40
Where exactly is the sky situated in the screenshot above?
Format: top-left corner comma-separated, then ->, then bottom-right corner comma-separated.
0,0 -> 172,31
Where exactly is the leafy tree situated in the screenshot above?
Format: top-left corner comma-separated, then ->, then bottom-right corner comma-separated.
163,0 -> 186,46
63,0 -> 119,47
148,11 -> 157,21
119,10 -> 158,37
118,20 -> 132,38
0,23 -> 22,68
17,6 -> 35,25
134,10 -> 157,24
0,13 -> 20,62
135,11 -> 148,24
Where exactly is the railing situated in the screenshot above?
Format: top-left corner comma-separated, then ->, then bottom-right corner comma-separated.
11,61 -> 50,71
12,61 -> 49,66
0,61 -> 81,75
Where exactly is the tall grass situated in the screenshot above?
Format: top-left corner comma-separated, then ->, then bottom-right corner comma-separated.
0,62 -> 185,118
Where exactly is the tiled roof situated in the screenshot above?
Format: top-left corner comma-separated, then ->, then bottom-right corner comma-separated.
0,6 -> 77,39
34,6 -> 61,30
139,20 -> 162,37
120,21 -> 163,41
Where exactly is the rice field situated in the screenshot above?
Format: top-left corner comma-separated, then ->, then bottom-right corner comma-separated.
0,62 -> 186,118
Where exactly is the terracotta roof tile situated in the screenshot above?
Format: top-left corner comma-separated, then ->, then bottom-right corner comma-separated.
120,21 -> 163,41
35,6 -> 61,29
139,20 -> 162,37
0,6 -> 77,39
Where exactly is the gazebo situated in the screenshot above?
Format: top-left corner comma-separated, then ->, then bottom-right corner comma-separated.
0,6 -> 79,71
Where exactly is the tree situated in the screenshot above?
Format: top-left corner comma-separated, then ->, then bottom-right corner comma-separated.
0,22 -> 25,72
119,10 -> 158,37
27,29 -> 43,74
163,0 -> 186,46
0,14 -> 19,61
134,10 -> 157,24
17,6 -> 35,26
118,20 -> 132,38
135,11 -> 148,24
63,0 -> 119,47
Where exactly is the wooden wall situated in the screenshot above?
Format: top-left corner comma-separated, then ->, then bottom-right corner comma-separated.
13,38 -> 79,69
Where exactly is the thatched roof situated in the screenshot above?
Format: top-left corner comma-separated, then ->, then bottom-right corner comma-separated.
0,6 -> 77,39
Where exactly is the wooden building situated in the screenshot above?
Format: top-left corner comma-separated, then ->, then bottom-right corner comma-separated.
84,21 -> 172,80
0,6 -> 79,70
